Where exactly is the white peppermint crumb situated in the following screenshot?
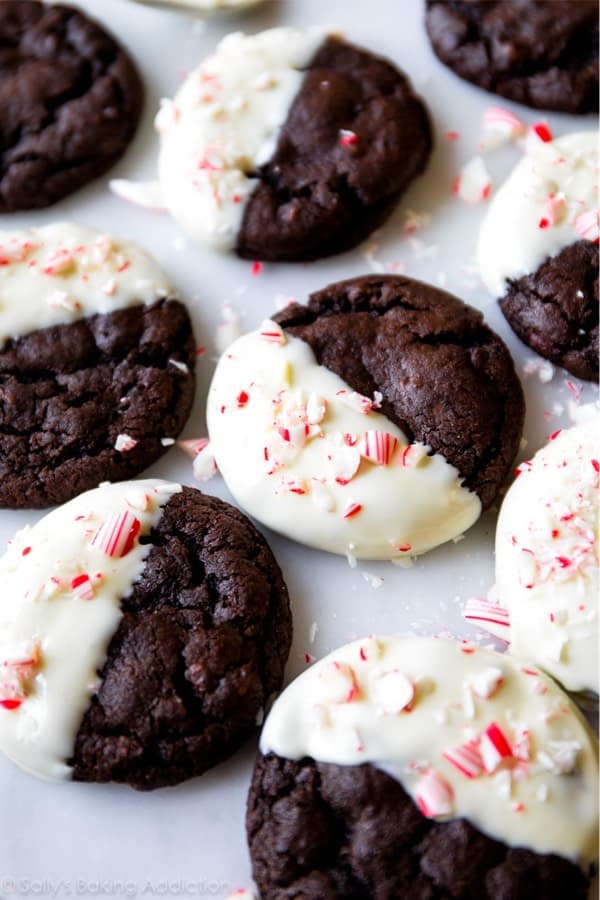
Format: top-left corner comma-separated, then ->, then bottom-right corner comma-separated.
309,622 -> 318,644
160,437 -> 175,447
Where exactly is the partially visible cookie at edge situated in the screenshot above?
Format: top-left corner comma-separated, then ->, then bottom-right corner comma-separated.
248,636 -> 598,899
0,1 -> 143,212
425,0 -> 598,114
0,223 -> 196,509
478,131 -> 598,383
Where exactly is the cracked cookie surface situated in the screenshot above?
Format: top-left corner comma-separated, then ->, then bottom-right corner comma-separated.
0,298 -> 195,509
0,1 -> 143,212
499,241 -> 599,383
425,0 -> 598,114
247,753 -> 590,900
274,275 -> 525,508
71,488 -> 292,791
236,36 -> 432,261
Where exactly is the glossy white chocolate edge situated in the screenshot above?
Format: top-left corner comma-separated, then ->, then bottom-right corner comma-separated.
0,479 -> 181,781
478,132 -> 599,295
147,0 -> 263,8
206,325 -> 481,559
495,414 -> 599,694
260,635 -> 599,866
156,27 -> 330,250
0,222 -> 173,346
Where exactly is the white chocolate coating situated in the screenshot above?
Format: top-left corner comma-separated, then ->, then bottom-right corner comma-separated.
207,326 -> 481,559
0,479 -> 181,780
144,0 -> 263,8
0,223 -> 172,347
261,636 -> 599,865
496,416 -> 599,694
478,132 -> 599,295
156,27 -> 328,250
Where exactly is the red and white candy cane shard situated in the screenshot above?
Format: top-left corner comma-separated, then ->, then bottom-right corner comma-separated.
462,598 -> 511,642
90,511 -> 141,558
178,436 -> 210,458
453,157 -> 492,205
331,443 -> 361,485
512,725 -> 531,762
480,722 -> 513,773
43,247 -> 75,275
373,669 -> 414,713
443,740 -> 484,779
318,660 -> 358,704
483,106 -> 526,134
259,321 -> 285,345
358,430 -> 398,466
343,501 -> 363,519
192,441 -> 218,482
71,573 -> 95,601
471,666 -> 504,699
336,390 -> 374,414
574,209 -> 600,243
530,121 -> 553,143
114,433 -> 138,453
416,769 -> 454,818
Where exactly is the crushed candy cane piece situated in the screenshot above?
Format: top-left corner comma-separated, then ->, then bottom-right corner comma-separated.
538,740 -> 581,775
114,433 -> 138,453
91,511 -> 141,558
71,574 -> 94,601
480,105 -> 526,151
463,597 -> 511,642
480,722 -> 513,773
259,320 -> 286,345
373,669 -> 414,714
574,209 -> 600,243
443,740 -> 484,779
358,430 -> 398,466
178,437 -> 210,458
471,666 -> 504,699
318,661 -> 358,704
417,769 -> 454,818
453,157 -> 492,205
192,440 -> 218,482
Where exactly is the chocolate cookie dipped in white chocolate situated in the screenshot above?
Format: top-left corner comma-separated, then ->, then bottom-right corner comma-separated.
0,479 -> 181,780
156,27 -> 329,250
261,636 -> 599,868
206,323 -> 481,559
495,414 -> 599,694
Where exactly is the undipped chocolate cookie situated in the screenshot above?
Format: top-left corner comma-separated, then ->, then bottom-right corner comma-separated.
0,480 -> 292,789
156,27 -> 432,261
478,131 -> 598,382
425,0 -> 598,114
206,275 -> 524,560
0,223 -> 196,509
0,1 -> 143,212
248,636 -> 598,899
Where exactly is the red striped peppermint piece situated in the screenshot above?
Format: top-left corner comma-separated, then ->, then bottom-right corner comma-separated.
416,769 -> 454,818
0,699 -> 22,710
114,433 -> 138,453
178,437 -> 210,458
443,740 -> 484,778
71,573 -> 95,601
259,320 -> 286,345
480,722 -> 513,773
91,511 -> 141,558
343,501 -> 363,519
574,209 -> 600,243
358,430 -> 398,466
471,666 -> 504,699
318,661 -> 358,704
462,598 -> 510,641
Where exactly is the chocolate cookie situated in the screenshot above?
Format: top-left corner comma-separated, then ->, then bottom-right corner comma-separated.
0,480 -> 292,790
156,27 -> 432,261
478,131 -> 598,382
0,224 -> 196,509
500,241 -> 599,382
207,275 -> 524,561
0,1 -> 143,212
248,636 -> 598,899
425,0 -> 599,114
